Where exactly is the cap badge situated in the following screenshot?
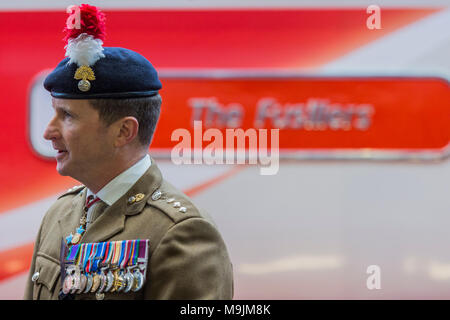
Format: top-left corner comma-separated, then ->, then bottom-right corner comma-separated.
74,65 -> 96,92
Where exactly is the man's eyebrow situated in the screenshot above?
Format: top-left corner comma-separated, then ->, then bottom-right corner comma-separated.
54,104 -> 76,115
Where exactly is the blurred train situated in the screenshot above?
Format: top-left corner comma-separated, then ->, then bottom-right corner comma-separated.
0,1 -> 449,299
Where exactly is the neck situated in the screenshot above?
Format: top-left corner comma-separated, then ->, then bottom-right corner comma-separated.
80,150 -> 147,194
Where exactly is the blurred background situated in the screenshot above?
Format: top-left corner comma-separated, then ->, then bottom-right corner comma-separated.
0,0 -> 449,299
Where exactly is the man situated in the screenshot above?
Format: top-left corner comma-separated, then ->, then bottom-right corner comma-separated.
24,4 -> 233,300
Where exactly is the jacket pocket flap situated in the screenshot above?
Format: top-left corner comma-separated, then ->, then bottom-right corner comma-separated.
35,253 -> 60,292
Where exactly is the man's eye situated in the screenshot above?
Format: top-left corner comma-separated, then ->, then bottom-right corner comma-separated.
63,111 -> 72,118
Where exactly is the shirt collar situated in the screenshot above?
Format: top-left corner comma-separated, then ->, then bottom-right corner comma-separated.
86,154 -> 151,206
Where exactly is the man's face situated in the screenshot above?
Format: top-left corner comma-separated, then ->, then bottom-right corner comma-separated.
43,98 -> 114,179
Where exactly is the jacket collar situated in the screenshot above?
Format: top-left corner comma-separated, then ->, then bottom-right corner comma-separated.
87,154 -> 151,206
58,157 -> 163,243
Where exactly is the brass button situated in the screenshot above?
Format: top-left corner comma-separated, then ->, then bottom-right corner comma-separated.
96,292 -> 105,300
135,193 -> 145,202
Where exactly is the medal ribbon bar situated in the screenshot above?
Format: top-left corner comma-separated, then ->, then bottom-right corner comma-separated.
61,239 -> 149,296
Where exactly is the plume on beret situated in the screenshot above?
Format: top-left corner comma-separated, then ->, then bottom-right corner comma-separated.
64,4 -> 106,67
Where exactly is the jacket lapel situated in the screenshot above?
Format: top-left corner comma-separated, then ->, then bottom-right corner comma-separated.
81,198 -> 127,243
58,188 -> 87,242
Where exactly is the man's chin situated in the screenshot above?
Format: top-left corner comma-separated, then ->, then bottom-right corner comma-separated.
56,162 -> 70,176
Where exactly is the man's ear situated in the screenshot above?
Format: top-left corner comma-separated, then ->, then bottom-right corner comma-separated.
114,116 -> 139,147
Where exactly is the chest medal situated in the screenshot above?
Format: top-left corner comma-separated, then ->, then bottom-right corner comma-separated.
60,239 -> 149,298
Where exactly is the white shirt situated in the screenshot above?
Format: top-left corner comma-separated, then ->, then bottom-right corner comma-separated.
85,154 -> 151,226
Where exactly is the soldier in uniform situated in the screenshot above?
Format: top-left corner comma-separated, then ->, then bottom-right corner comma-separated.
23,4 -> 233,300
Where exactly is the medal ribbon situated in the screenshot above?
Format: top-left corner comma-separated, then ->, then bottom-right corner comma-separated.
66,244 -> 80,262
92,242 -> 106,272
83,243 -> 93,273
111,241 -> 121,267
119,240 -> 132,269
88,243 -> 99,273
117,240 -> 127,269
109,241 -> 116,265
138,239 -> 147,261
127,240 -> 135,267
89,242 -> 100,272
90,242 -> 102,273
80,243 -> 88,273
129,239 -> 139,266
101,241 -> 111,266
75,243 -> 84,267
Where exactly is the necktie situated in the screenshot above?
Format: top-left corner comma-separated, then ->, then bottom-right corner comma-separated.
86,196 -> 107,228
85,195 -> 100,209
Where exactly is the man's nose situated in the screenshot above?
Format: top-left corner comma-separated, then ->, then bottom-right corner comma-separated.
43,117 -> 60,141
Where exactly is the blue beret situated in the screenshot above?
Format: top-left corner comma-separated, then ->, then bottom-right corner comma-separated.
44,47 -> 162,99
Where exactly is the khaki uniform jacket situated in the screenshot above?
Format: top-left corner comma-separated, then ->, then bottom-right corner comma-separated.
23,160 -> 234,300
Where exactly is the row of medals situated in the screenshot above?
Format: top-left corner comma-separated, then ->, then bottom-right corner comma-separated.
63,264 -> 144,295
62,238 -> 146,295
64,198 -> 145,295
